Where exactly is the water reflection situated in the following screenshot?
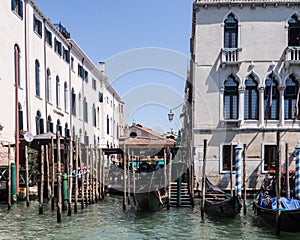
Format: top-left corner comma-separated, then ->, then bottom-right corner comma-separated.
0,197 -> 299,239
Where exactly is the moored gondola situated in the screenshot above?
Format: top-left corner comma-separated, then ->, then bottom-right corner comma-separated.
204,178 -> 242,217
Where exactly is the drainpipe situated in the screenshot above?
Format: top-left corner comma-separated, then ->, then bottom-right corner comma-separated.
43,19 -> 48,131
14,45 -> 19,198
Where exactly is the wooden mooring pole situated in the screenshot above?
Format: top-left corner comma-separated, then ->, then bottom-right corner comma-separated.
46,145 -> 51,200
201,139 -> 207,218
68,137 -> 73,216
275,131 -> 281,235
74,137 -> 78,213
123,144 -> 127,211
230,144 -> 234,197
25,146 -> 30,207
286,143 -> 290,199
79,143 -> 84,209
51,137 -> 55,211
8,144 -> 11,210
95,146 -> 99,203
86,146 -> 89,206
57,132 -> 62,223
243,144 -> 247,215
39,145 -> 44,214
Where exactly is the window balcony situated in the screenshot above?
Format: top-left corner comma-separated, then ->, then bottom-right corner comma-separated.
221,48 -> 242,68
285,46 -> 300,65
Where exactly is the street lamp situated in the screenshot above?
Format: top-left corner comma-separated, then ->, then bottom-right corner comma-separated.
168,103 -> 184,122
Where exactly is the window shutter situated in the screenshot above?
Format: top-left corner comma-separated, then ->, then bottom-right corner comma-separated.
11,0 -> 16,11
19,0 -> 23,18
35,116 -> 40,135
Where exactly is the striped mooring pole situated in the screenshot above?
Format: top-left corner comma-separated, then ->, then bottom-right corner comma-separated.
235,143 -> 243,197
295,143 -> 300,199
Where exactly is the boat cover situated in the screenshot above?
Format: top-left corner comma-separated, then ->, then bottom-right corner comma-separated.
270,197 -> 300,210
205,178 -> 225,195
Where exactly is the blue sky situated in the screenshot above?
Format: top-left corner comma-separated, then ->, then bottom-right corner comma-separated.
35,0 -> 194,133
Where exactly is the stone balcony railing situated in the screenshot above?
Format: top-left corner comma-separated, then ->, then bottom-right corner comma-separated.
220,48 -> 242,67
286,46 -> 300,64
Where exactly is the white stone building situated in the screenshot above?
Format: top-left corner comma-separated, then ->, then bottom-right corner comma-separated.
190,0 -> 300,191
0,0 -> 124,161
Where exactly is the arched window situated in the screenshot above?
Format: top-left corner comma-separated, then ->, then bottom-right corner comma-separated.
83,97 -> 88,122
35,110 -> 44,135
35,60 -> 40,96
56,119 -> 62,134
64,82 -> 68,112
14,45 -> 21,87
284,75 -> 299,119
224,13 -> 238,48
288,15 -> 300,47
84,131 -> 89,146
92,104 -> 96,127
71,88 -> 76,115
244,75 -> 258,120
79,128 -> 82,142
106,115 -> 109,135
78,93 -> 82,119
64,123 -> 69,138
47,115 -> 53,133
56,76 -> 60,107
224,75 -> 239,119
46,69 -> 51,102
18,103 -> 23,134
264,75 -> 279,120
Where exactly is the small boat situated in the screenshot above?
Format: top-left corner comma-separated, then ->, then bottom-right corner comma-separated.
204,178 -> 242,217
134,171 -> 168,212
253,176 -> 300,232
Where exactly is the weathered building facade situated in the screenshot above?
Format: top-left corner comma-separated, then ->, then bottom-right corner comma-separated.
0,0 -> 124,163
190,0 -> 300,191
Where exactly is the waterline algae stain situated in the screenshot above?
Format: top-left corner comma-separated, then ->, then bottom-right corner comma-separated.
0,197 -> 298,239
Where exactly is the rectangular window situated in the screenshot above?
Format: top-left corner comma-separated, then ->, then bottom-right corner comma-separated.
99,92 -> 103,102
45,28 -> 52,47
72,92 -> 76,116
54,38 -> 62,56
71,57 -> 74,70
11,0 -> 23,19
84,70 -> 89,82
63,47 -> 70,63
263,145 -> 277,172
33,15 -> 42,37
92,78 -> 97,90
78,64 -> 84,78
221,144 -> 236,172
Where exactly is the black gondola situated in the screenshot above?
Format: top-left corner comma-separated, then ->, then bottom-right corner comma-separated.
204,178 -> 242,218
253,176 -> 300,232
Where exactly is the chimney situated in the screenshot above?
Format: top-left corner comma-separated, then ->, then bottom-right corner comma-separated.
99,61 -> 105,73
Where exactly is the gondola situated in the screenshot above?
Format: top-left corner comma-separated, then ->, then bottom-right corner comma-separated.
253,176 -> 300,232
204,178 -> 242,217
133,170 -> 168,212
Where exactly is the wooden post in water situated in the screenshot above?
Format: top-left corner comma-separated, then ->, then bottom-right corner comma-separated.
230,143 -> 234,197
8,144 -> 11,210
51,137 -> 55,211
243,144 -> 247,215
86,146 -> 89,206
201,139 -> 207,218
46,145 -> 51,200
127,148 -> 131,205
164,149 -> 167,192
57,132 -> 62,223
286,143 -> 290,199
74,137 -> 78,213
95,146 -> 99,203
68,137 -> 73,216
167,151 -> 172,210
132,150 -> 136,205
90,145 -> 95,204
39,145 -> 44,214
123,144 -> 127,211
79,142 -> 84,209
25,146 -> 30,207
275,131 -> 281,235
99,148 -> 103,200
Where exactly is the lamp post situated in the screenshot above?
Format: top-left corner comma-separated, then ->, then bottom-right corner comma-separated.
168,103 -> 184,123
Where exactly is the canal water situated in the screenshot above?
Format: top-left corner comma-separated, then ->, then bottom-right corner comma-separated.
0,196 -> 299,240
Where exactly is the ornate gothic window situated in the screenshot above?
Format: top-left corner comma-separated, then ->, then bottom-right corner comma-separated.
224,75 -> 239,119
244,75 -> 258,120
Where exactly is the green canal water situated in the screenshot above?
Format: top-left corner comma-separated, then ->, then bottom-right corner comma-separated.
0,196 -> 299,240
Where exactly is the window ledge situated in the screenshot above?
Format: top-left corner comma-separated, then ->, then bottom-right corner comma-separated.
220,119 -> 241,127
